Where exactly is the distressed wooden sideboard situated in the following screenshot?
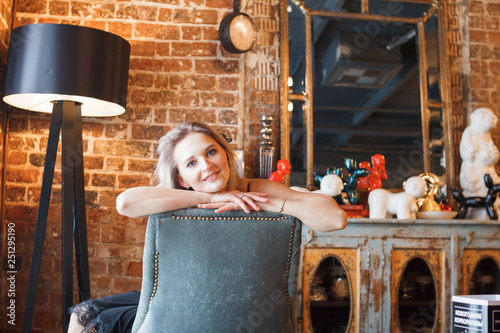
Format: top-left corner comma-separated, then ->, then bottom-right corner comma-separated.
296,218 -> 500,333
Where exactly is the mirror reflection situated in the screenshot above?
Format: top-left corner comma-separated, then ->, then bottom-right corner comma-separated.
284,0 -> 452,190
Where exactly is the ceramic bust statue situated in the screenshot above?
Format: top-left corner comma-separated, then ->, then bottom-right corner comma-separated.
459,107 -> 500,218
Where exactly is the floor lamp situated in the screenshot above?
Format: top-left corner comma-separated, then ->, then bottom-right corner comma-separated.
3,23 -> 130,332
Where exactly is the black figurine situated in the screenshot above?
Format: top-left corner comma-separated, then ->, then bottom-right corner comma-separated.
452,173 -> 500,220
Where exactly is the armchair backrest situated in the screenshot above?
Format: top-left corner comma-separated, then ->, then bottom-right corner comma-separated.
132,208 -> 302,333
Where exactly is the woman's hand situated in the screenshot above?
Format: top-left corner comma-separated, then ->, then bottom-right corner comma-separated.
198,191 -> 268,213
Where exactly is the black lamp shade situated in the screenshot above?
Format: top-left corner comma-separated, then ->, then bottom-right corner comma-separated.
3,23 -> 130,117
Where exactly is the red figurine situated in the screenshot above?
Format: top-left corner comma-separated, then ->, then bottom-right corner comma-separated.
269,159 -> 291,183
370,154 -> 387,190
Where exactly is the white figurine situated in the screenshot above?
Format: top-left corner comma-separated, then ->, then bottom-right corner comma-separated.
291,174 -> 344,197
368,176 -> 427,219
459,107 -> 500,219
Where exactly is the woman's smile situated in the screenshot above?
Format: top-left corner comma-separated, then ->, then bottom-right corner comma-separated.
203,171 -> 220,182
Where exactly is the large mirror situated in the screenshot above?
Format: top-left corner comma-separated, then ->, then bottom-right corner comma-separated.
280,0 -> 454,191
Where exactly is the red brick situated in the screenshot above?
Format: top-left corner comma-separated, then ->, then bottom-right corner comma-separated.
130,40 -> 157,57
117,5 -> 157,21
84,156 -> 104,170
93,139 -> 152,158
469,30 -> 488,43
83,21 -> 107,31
82,122 -> 104,137
108,22 -> 133,39
4,204 -> 38,221
102,226 -> 126,243
135,23 -> 180,40
218,110 -> 238,125
129,73 -> 155,88
219,77 -> 239,91
173,8 -> 218,25
130,58 -> 163,72
155,74 -> 169,89
49,1 -> 68,15
6,169 -> 40,183
486,3 -> 500,16
206,0 -> 232,8
162,58 -> 193,72
154,109 -> 167,123
29,153 -> 46,167
126,261 -> 142,277
9,136 -> 36,150
195,59 -> 239,74
125,107 -> 155,123
128,159 -> 156,172
171,41 -> 217,57
90,277 -> 112,292
7,151 -> 27,165
169,108 -> 216,124
181,26 -> 202,40
199,92 -> 238,107
113,277 -> 141,293
170,74 -> 216,90
203,26 -> 219,40
92,173 -> 116,187
87,224 -> 100,242
5,185 -> 26,202
99,190 -> 121,208
490,31 -> 500,44
93,3 -> 115,19
16,0 -> 46,14
106,157 -> 126,171
105,124 -> 129,139
156,42 -> 170,57
9,117 -> 29,132
158,8 -> 173,22
71,2 -> 92,17
118,174 -> 151,188
108,261 -> 124,275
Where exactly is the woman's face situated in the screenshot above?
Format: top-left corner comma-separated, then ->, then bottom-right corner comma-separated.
174,132 -> 230,193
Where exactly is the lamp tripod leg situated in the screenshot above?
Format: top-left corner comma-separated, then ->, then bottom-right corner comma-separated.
72,103 -> 91,302
61,101 -> 90,331
22,106 -> 63,333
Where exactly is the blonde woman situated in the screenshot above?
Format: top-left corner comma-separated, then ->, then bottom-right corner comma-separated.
69,121 -> 347,332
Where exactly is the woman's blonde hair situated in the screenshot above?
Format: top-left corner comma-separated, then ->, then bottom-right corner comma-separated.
155,122 -> 242,190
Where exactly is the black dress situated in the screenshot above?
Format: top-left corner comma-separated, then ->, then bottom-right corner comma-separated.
70,291 -> 139,333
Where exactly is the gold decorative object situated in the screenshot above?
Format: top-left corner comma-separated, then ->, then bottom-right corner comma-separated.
418,172 -> 441,211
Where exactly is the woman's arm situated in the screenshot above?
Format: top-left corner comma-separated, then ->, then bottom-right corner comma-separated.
116,185 -> 269,218
250,179 -> 347,233
116,186 -> 211,218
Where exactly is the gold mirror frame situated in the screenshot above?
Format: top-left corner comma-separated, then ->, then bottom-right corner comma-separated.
280,0 -> 454,190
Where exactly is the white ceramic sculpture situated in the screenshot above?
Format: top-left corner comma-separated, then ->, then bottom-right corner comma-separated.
459,107 -> 500,218
368,176 -> 428,219
291,174 -> 344,197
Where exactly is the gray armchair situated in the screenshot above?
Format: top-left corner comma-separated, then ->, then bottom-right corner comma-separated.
132,208 -> 302,333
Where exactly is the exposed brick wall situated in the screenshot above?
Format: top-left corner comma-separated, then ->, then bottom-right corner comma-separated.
445,0 -> 500,184
0,0 -> 281,331
467,0 -> 500,146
